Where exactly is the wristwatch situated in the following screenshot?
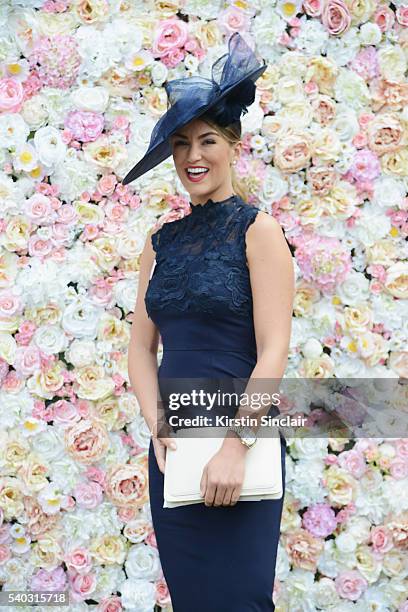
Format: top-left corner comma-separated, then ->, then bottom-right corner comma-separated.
227,424 -> 257,448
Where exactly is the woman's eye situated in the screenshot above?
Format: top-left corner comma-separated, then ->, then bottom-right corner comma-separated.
173,140 -> 215,146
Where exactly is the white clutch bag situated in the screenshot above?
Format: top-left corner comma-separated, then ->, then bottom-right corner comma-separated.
163,426 -> 283,508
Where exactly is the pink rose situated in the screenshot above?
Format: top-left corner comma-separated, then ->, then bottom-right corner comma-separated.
374,5 -> 395,32
96,596 -> 123,611
218,7 -> 250,34
0,291 -> 23,318
395,439 -> 408,460
396,6 -> 408,26
65,548 -> 93,575
65,111 -> 104,143
335,570 -> 368,600
302,503 -> 337,538
370,525 -> 394,555
338,449 -> 367,479
69,571 -> 97,602
156,576 -> 171,606
30,566 -> 67,591
28,236 -> 53,258
74,481 -> 104,509
98,175 -> 117,196
321,0 -> 351,36
14,346 -> 42,377
152,18 -> 188,58
24,194 -> 55,224
303,0 -> 323,17
0,78 -> 24,112
0,544 -> 11,564
162,47 -> 185,68
53,399 -> 81,427
57,204 -> 78,225
0,524 -> 11,544
389,457 -> 408,480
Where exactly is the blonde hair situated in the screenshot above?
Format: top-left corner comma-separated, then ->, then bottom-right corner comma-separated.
199,113 -> 248,202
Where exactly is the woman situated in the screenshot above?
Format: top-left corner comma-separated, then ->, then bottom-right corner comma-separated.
124,33 -> 294,612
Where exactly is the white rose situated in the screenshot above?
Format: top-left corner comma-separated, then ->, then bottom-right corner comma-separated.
317,540 -> 338,578
378,45 -> 407,81
20,93 -> 49,130
302,338 -> 323,358
150,60 -> 168,86
62,297 -> 103,339
372,176 -> 406,209
347,516 -> 371,544
241,96 -> 265,133
331,106 -> 360,142
259,166 -> 288,206
335,532 -> 357,554
283,100 -> 314,129
290,438 -> 328,461
30,429 -> 65,462
33,126 -> 66,168
334,68 -> 370,110
127,414 -> 151,449
280,51 -> 308,78
0,332 -> 17,364
353,204 -> 391,246
336,270 -> 370,306
312,577 -> 340,609
359,22 -> 382,45
70,86 -> 109,113
33,325 -> 69,356
334,356 -> 371,378
120,578 -> 156,612
277,76 -> 305,104
0,113 -> 30,147
289,459 -> 327,507
48,457 -> 82,494
125,543 -> 161,581
65,339 -> 96,368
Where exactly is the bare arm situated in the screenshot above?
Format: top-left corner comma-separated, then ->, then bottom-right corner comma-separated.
127,226 -> 161,434
222,211 -> 295,451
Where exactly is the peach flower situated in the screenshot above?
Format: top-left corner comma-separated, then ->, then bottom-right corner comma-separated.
64,419 -> 110,464
367,113 -> 405,155
274,131 -> 313,173
105,463 -> 149,509
284,528 -> 324,571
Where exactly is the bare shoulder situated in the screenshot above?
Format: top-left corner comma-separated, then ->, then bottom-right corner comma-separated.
246,210 -> 286,253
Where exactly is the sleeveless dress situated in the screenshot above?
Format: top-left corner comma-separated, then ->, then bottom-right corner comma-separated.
145,194 -> 286,612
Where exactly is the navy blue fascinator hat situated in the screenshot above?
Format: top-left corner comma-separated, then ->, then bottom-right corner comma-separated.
121,32 -> 267,186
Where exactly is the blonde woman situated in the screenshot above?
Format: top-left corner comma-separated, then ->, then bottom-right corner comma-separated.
124,33 -> 294,612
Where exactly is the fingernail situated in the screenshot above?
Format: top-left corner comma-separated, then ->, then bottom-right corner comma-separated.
171,442 -> 176,449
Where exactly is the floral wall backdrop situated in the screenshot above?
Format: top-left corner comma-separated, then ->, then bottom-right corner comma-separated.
0,0 -> 407,611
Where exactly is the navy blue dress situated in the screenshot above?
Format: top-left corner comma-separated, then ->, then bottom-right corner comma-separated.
145,194 -> 286,612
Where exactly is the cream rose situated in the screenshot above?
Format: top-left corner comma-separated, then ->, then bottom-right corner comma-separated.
274,130 -> 313,173
89,535 -> 128,565
74,365 -> 116,401
384,262 -> 408,299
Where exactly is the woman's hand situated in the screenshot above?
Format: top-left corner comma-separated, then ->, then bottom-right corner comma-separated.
200,439 -> 248,507
151,420 -> 177,475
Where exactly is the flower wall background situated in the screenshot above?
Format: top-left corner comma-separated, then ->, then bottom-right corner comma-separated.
0,0 -> 407,611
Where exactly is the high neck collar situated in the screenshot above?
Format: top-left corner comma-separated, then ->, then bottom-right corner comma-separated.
189,194 -> 238,213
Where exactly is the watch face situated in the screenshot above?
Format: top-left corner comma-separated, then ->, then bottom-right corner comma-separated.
242,436 -> 256,447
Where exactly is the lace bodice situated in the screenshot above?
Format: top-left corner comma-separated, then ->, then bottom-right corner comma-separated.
145,194 -> 265,319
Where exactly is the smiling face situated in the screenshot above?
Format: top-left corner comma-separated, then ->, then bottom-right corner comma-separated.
170,117 -> 241,205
